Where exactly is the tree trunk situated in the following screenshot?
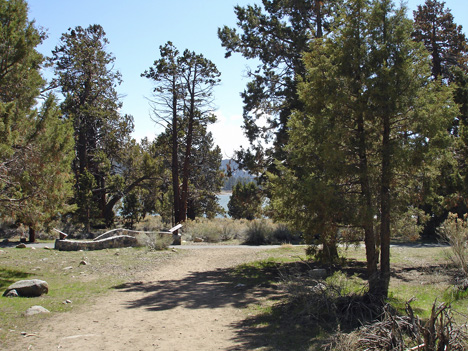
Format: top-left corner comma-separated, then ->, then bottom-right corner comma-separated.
28,226 -> 36,243
315,0 -> 323,38
180,67 -> 197,222
431,25 -> 442,79
187,198 -> 196,220
357,110 -> 379,296
379,113 -> 392,299
171,78 -> 181,226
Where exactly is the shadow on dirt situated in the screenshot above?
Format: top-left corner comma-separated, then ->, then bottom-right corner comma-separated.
113,263 -> 282,312
112,259 -> 370,350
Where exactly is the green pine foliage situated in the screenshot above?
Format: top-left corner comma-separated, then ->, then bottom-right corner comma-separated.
0,0 -> 74,240
228,181 -> 263,220
268,0 -> 457,297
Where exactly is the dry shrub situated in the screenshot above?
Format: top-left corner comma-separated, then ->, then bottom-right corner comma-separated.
134,215 -> 165,232
184,218 -> 249,243
244,219 -> 273,245
136,233 -> 172,251
243,220 -> 301,245
325,300 -> 468,351
279,268 -> 380,330
355,300 -> 468,351
438,213 -> 468,277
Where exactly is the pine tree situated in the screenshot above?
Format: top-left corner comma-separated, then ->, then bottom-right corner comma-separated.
143,42 -> 221,237
269,0 -> 456,297
219,0 -> 343,175
412,1 -> 468,239
51,24 -> 136,230
412,0 -> 468,81
228,181 -> 263,220
0,0 -> 74,241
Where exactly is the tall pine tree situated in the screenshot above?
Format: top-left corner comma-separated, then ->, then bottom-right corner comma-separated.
51,25 -> 135,231
0,0 -> 74,241
269,0 -> 456,298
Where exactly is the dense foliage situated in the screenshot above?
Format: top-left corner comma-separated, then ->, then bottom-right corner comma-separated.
0,0 -> 74,241
228,181 -> 263,220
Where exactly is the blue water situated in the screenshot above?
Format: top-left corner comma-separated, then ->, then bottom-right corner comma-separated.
217,193 -> 231,217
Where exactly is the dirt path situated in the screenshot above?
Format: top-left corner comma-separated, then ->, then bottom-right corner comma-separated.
13,247 -> 278,351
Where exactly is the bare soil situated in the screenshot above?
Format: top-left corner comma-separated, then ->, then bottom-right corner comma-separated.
10,247 -> 282,351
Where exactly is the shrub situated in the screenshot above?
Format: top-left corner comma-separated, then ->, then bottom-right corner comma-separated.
134,215 -> 165,232
279,267 -> 378,330
438,212 -> 468,276
243,219 -> 273,245
136,233 -> 172,251
271,223 -> 302,244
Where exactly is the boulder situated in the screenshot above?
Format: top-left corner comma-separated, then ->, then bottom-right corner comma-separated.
308,268 -> 327,279
24,306 -> 50,316
16,243 -> 27,248
3,279 -> 49,297
5,289 -> 19,297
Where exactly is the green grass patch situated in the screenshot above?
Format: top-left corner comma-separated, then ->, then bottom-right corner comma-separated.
0,246 -> 176,347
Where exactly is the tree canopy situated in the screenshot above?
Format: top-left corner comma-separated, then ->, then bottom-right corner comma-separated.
0,0 -> 75,241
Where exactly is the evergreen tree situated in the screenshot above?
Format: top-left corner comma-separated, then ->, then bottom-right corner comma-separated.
228,181 -> 263,220
186,128 -> 224,220
51,25 -> 138,230
219,0 -> 343,175
412,0 -> 468,81
0,0 -> 74,241
412,1 -> 468,238
269,0 -> 456,298
143,42 -> 221,236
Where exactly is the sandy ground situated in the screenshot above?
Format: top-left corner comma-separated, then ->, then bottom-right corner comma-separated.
12,247 -> 278,351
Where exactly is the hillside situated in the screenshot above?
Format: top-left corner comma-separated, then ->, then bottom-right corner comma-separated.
221,159 -> 254,191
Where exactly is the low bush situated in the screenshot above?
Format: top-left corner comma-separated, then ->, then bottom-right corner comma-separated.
183,218 -> 250,243
438,212 -> 468,277
136,233 -> 173,251
243,220 -> 302,245
279,269 -> 375,330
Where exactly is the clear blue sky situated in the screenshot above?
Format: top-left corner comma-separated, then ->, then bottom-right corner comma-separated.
26,0 -> 468,158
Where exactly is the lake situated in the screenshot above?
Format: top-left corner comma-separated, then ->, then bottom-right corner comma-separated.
217,193 -> 231,217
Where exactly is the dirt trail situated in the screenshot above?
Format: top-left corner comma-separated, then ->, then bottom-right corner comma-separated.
13,247 -> 277,351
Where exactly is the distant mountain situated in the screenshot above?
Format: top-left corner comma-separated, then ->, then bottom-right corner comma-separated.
220,159 -> 254,191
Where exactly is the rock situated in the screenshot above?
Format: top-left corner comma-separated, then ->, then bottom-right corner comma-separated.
3,279 -> 49,297
193,237 -> 204,243
5,289 -> 19,297
24,306 -> 50,316
15,243 -> 27,249
308,268 -> 327,278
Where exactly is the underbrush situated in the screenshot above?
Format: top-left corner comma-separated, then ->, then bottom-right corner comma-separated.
231,245 -> 468,350
182,217 -> 302,244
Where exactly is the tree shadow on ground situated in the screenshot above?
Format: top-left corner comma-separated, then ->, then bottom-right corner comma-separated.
112,261 -> 284,312
113,258 -> 372,350
0,268 -> 31,290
